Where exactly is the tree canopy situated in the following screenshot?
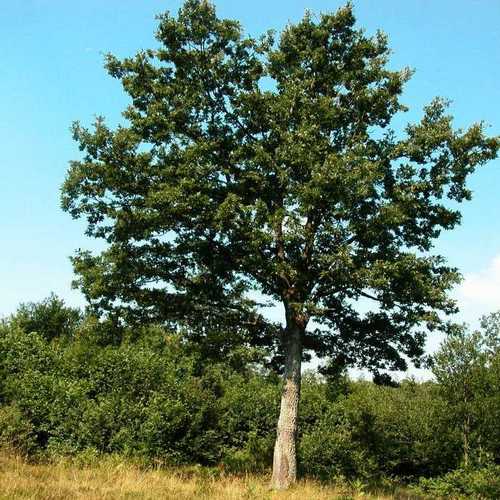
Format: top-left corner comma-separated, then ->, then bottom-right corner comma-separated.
63,0 -> 497,372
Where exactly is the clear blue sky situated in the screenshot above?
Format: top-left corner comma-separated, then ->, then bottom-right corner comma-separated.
1,0 -> 499,344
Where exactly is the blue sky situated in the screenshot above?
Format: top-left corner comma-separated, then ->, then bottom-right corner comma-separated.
1,1 -> 499,361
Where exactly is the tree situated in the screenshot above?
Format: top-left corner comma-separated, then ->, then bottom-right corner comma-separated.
479,312 -> 500,461
433,325 -> 486,467
433,314 -> 500,466
7,293 -> 81,342
61,1 -> 499,488
480,310 -> 500,355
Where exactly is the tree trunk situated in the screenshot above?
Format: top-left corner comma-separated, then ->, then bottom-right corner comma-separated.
463,388 -> 470,467
270,317 -> 303,490
463,412 -> 470,467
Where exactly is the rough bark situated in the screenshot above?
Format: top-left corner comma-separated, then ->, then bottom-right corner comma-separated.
270,316 -> 303,490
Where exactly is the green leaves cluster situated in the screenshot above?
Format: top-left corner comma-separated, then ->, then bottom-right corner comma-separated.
61,0 -> 498,371
1,299 -> 499,489
433,312 -> 500,466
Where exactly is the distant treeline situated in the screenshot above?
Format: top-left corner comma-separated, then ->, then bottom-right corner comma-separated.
1,295 -> 499,498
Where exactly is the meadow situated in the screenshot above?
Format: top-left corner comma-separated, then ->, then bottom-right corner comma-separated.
0,452 -> 421,500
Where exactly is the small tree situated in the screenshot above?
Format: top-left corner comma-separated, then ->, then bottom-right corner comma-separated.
433,314 -> 500,466
8,293 -> 81,342
480,311 -> 500,355
433,325 -> 485,466
61,1 -> 498,488
480,312 -> 500,460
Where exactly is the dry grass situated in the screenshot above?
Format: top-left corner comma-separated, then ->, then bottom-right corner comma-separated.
0,452 -> 422,500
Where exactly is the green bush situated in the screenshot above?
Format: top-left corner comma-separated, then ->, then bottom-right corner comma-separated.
0,299 -> 498,491
0,327 -> 56,401
7,293 -> 81,342
299,404 -> 377,480
217,371 -> 279,471
0,404 -> 37,454
12,371 -> 91,452
0,322 -> 221,464
416,465 -> 500,499
341,380 -> 461,477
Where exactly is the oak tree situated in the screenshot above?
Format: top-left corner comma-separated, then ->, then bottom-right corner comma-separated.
62,0 -> 499,488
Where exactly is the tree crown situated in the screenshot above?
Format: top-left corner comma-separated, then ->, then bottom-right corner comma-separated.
62,0 -> 499,373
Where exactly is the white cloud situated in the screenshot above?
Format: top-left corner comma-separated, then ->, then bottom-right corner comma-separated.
456,253 -> 500,324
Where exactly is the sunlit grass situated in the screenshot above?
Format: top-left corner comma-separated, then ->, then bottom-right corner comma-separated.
0,451 -> 424,499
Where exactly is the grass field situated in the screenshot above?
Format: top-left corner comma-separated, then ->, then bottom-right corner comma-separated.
0,452 -> 425,500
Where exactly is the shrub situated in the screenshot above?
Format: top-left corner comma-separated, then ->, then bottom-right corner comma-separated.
0,304 -> 498,491
341,380 -> 461,477
8,294 -> 81,342
416,465 -> 500,499
0,404 -> 37,454
299,404 -> 377,480
217,371 -> 279,471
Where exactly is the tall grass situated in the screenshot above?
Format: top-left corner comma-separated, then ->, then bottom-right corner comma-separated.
0,452 -> 423,500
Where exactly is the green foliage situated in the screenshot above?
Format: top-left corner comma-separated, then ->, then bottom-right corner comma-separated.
1,298 -> 499,495
432,316 -> 500,466
216,371 -> 279,471
0,316 -> 496,478
0,327 -> 56,403
345,381 -> 461,477
0,404 -> 37,455
7,293 -> 81,342
61,0 -> 499,375
299,404 -> 377,480
0,320 -> 218,464
299,379 -> 460,480
416,465 -> 500,499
